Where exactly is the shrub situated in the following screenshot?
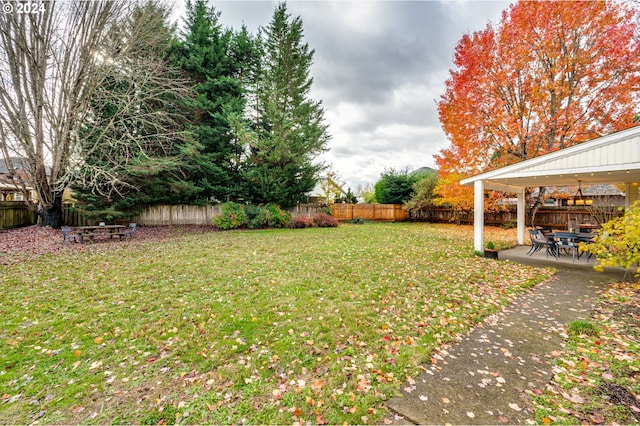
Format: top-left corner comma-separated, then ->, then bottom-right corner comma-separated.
245,204 -> 267,229
313,212 -> 339,227
213,203 -> 291,230
502,220 -> 517,229
583,201 -> 640,276
287,215 -> 315,229
264,204 -> 291,228
213,202 -> 247,230
287,212 -> 339,229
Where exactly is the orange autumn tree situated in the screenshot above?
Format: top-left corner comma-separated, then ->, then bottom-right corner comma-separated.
434,171 -> 508,224
433,173 -> 473,224
436,0 -> 640,220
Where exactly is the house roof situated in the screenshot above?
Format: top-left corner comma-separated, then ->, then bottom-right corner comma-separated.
309,176 -> 346,198
0,157 -> 29,175
460,126 -> 640,192
541,184 -> 625,197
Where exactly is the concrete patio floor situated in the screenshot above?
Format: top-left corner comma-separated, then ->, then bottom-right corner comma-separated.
499,244 -> 634,276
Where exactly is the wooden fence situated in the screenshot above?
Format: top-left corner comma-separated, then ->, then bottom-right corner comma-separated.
0,201 -> 36,229
62,205 -> 92,227
409,206 -> 623,228
4,202 -> 621,228
60,204 -> 325,227
409,208 -> 516,226
330,203 -> 409,222
132,204 -> 223,226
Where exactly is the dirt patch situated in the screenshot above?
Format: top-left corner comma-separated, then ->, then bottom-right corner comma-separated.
609,304 -> 640,337
0,225 -> 217,265
596,383 -> 640,422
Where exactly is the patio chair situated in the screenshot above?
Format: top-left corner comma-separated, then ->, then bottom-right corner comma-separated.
61,226 -> 81,244
527,229 -> 547,256
121,223 -> 137,239
553,232 -> 580,262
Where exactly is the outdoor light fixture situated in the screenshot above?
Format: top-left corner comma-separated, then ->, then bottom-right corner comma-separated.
566,180 -> 593,206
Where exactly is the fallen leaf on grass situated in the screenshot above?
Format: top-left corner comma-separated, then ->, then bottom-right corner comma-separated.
561,391 -> 584,404
589,413 -> 605,424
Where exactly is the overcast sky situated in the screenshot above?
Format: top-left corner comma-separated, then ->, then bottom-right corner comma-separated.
173,0 -> 511,192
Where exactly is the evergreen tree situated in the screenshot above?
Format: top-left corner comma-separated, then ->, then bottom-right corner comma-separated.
373,169 -> 417,205
243,3 -> 330,209
71,1 -> 198,220
171,0 -> 257,203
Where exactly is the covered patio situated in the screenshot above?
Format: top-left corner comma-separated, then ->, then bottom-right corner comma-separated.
461,126 -> 640,252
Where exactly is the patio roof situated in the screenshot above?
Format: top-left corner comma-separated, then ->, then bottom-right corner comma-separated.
460,126 -> 640,192
459,126 -> 640,251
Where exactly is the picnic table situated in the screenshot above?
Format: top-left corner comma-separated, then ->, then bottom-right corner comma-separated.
75,225 -> 126,243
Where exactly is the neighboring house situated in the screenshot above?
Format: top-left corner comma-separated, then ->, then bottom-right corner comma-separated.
307,175 -> 347,205
541,184 -> 625,207
0,157 -> 36,202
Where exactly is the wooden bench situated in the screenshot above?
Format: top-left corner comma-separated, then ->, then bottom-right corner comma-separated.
78,232 -> 100,243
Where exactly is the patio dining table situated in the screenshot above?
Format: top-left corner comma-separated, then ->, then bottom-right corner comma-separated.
544,231 -> 595,261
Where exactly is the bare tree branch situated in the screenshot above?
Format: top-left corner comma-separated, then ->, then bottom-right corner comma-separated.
0,0 -> 192,226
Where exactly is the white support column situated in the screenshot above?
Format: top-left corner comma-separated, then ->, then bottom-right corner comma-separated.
516,188 -> 525,246
625,183 -> 639,209
473,180 -> 484,252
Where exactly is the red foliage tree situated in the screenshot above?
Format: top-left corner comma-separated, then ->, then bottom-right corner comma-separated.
436,1 -> 640,212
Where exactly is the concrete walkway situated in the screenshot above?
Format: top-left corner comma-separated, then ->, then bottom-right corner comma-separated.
386,246 -> 632,425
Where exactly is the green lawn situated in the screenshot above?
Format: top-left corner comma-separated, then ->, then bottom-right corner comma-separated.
0,223 -> 549,424
533,282 -> 640,425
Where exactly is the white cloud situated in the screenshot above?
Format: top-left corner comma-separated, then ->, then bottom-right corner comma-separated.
197,0 -> 511,190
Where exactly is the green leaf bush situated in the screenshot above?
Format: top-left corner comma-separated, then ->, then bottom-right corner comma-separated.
213,202 -> 338,230
264,204 -> 291,228
212,202 -> 247,230
213,202 -> 291,230
582,201 -> 640,276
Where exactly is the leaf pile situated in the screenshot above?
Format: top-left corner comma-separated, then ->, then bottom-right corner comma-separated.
0,223 -> 548,424
533,281 -> 640,424
0,225 -> 215,266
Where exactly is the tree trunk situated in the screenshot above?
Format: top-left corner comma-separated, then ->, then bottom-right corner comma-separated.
39,194 -> 63,228
529,186 -> 546,227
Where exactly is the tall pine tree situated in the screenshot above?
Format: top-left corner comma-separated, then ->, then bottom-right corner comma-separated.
171,0 -> 257,203
243,3 -> 330,209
